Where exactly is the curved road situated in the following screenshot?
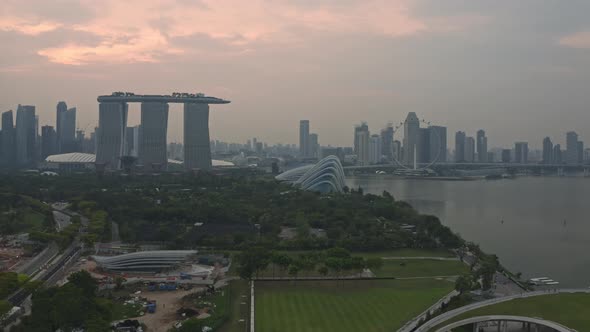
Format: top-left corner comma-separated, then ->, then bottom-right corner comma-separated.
434,315 -> 575,332
412,289 -> 590,332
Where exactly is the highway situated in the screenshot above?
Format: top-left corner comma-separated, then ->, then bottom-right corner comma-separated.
6,204 -> 88,307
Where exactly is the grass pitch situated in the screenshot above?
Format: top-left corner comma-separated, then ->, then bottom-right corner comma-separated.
255,279 -> 453,332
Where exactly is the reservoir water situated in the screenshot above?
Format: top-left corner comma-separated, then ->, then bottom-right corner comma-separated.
347,176 -> 590,288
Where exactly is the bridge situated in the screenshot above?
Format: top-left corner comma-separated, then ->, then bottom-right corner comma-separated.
345,162 -> 590,176
95,92 -> 230,172
434,315 -> 575,332
409,289 -> 590,332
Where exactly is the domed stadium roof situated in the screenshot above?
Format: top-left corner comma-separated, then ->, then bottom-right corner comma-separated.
45,153 -> 96,163
276,156 -> 346,193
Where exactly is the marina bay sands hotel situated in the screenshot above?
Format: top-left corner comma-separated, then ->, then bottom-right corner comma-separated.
96,92 -> 230,171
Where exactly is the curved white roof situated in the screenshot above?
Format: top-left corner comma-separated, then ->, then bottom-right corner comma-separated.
276,156 -> 346,193
46,153 -> 234,167
46,153 -> 96,163
92,250 -> 197,271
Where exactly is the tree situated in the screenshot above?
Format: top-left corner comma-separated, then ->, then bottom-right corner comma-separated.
365,257 -> 383,272
288,264 -> 300,279
67,270 -> 97,298
455,275 -> 473,294
318,266 -> 329,277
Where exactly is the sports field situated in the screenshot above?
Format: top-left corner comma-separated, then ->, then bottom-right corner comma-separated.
430,293 -> 590,332
255,279 -> 453,332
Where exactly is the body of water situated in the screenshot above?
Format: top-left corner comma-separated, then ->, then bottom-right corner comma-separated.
347,175 -> 590,288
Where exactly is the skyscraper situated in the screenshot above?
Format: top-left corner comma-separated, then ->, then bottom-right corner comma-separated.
60,107 -> 77,152
356,126 -> 370,165
476,130 -> 488,163
41,125 -> 57,159
96,102 -> 128,169
1,110 -> 15,168
139,102 -> 169,171
514,142 -> 528,164
354,122 -> 369,157
429,126 -> 447,163
403,112 -> 419,166
455,131 -> 466,162
553,144 -> 562,164
56,101 -> 67,152
417,128 -> 430,163
464,136 -> 475,162
309,133 -> 319,159
577,141 -> 584,164
542,137 -> 553,164
392,140 -> 401,162
15,105 -> 37,167
566,131 -> 579,164
184,103 -> 212,170
369,134 -> 381,164
380,125 -> 394,161
501,149 -> 511,163
299,120 -> 310,158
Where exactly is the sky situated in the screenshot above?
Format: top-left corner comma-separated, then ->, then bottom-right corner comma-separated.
1,0 -> 590,149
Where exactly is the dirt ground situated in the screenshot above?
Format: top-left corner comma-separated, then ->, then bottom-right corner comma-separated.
136,288 -> 204,332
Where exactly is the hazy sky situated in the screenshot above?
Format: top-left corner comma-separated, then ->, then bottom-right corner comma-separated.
1,0 -> 590,149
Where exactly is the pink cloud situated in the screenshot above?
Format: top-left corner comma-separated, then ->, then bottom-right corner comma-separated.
0,18 -> 62,35
0,0 -> 484,65
559,30 -> 590,49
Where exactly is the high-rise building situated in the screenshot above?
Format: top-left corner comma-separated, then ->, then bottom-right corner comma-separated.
1,110 -> 15,167
455,131 -> 466,162
542,137 -> 553,164
184,103 -> 212,170
96,102 -> 128,169
139,102 -> 169,171
309,133 -> 319,159
369,134 -> 381,164
577,141 -> 584,164
392,140 -> 401,162
41,125 -> 57,159
566,131 -> 579,164
56,101 -> 67,152
354,122 -> 369,157
417,128 -> 430,164
501,149 -> 511,163
464,136 -> 475,162
356,127 -> 370,165
553,144 -> 562,164
514,142 -> 528,164
299,120 -> 310,158
476,130 -> 488,163
15,105 -> 37,167
487,152 -> 495,163
403,112 -> 420,166
60,107 -> 77,152
380,125 -> 394,161
429,126 -> 447,163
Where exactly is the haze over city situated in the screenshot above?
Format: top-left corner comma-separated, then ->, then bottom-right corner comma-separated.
2,0 -> 590,147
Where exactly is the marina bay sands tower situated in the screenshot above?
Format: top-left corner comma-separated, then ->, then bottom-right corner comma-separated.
96,92 -> 230,171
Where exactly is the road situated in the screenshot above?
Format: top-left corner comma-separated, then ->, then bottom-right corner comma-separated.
6,204 -> 88,307
52,211 -> 71,232
412,289 -> 590,332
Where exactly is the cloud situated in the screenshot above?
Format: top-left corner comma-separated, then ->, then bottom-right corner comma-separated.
0,18 -> 62,35
0,0 -> 485,66
559,30 -> 590,49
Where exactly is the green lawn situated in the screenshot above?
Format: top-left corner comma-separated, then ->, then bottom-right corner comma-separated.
255,279 -> 453,332
430,293 -> 590,332
218,280 -> 250,332
375,259 -> 468,278
357,249 -> 455,258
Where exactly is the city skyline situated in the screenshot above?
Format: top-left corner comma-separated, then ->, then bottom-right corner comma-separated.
2,1 -> 590,146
